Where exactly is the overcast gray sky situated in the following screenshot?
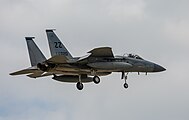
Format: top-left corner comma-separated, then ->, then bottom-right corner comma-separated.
1,0 -> 189,120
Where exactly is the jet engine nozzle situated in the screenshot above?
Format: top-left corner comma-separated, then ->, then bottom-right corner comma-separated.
37,63 -> 48,71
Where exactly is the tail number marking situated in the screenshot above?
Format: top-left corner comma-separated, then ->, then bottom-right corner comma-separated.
54,42 -> 62,48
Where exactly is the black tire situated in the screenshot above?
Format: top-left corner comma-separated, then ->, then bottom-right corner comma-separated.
76,82 -> 83,90
123,83 -> 128,89
93,76 -> 100,84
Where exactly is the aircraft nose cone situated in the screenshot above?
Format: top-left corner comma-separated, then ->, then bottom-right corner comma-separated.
153,64 -> 166,72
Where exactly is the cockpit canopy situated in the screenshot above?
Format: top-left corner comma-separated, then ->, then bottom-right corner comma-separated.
115,54 -> 144,60
127,54 -> 143,60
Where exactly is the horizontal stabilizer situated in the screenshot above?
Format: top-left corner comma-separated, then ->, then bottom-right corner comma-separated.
88,47 -> 114,58
9,66 -> 39,76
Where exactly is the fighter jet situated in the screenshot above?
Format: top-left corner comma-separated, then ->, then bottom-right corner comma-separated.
10,30 -> 166,90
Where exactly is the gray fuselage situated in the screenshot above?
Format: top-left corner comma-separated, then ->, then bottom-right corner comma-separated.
49,55 -> 165,76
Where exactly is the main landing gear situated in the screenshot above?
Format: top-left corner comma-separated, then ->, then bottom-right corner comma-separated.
91,70 -> 100,84
76,82 -> 83,90
93,76 -> 100,84
121,72 -> 129,89
76,75 -> 101,90
76,75 -> 84,90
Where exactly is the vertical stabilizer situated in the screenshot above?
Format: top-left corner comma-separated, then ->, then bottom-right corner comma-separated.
26,37 -> 46,66
46,30 -> 73,59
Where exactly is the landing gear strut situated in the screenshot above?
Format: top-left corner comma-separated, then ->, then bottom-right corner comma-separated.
122,72 -> 129,89
76,75 -> 83,90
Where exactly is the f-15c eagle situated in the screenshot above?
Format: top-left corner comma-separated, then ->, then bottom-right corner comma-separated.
10,30 -> 166,90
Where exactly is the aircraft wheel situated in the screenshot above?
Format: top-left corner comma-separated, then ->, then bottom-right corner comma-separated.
123,83 -> 128,89
93,76 -> 100,84
76,82 -> 83,90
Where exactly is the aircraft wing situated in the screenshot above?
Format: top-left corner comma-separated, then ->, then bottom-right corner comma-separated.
9,66 -> 39,75
87,47 -> 114,57
77,47 -> 114,63
10,66 -> 53,78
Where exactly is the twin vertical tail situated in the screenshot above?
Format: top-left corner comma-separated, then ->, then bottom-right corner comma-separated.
10,30 -> 73,77
46,30 -> 73,59
26,37 -> 46,66
26,29 -> 72,67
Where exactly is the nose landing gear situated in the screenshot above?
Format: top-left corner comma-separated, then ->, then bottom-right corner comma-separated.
121,72 -> 129,89
124,83 -> 128,89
